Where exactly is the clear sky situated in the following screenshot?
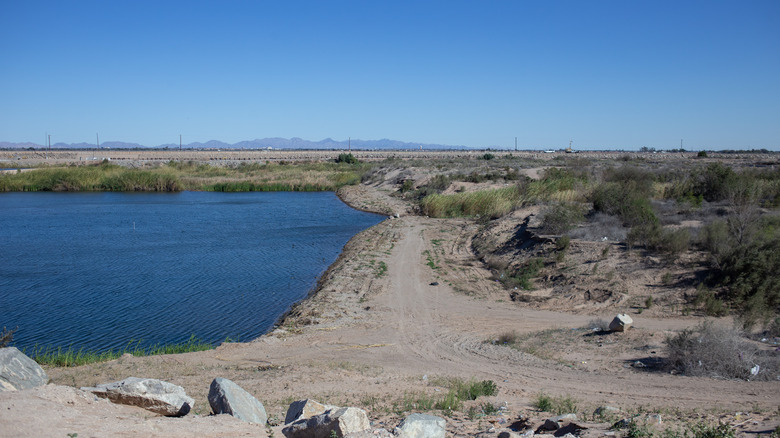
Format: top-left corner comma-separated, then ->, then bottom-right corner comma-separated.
1,1 -> 778,150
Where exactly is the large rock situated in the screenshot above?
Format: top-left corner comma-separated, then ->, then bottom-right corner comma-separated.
0,347 -> 49,391
285,398 -> 336,424
82,377 -> 193,416
395,413 -> 446,438
208,377 -> 267,424
609,314 -> 633,332
282,406 -> 370,438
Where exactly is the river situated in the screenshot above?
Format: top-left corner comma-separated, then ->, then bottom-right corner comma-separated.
0,191 -> 384,352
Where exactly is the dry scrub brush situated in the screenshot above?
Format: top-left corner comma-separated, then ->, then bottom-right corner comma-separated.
664,321 -> 778,381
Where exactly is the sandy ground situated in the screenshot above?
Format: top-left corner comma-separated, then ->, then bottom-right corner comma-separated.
1,183 -> 779,437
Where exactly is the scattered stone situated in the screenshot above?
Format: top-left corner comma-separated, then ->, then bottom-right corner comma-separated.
0,347 -> 49,392
645,414 -> 662,426
430,282 -> 439,286
395,413 -> 446,438
551,414 -> 577,423
285,399 -> 336,424
82,377 -> 193,417
282,406 -> 370,438
498,431 -> 522,438
538,414 -> 578,432
609,314 -> 633,332
208,377 -> 268,424
594,406 -> 621,416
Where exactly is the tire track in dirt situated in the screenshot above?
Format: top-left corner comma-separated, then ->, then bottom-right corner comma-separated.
371,217 -> 779,410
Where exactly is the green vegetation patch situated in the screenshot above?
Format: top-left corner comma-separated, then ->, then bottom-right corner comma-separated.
26,335 -> 214,367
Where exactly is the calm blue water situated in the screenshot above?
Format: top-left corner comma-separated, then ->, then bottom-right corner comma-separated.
0,191 -> 383,352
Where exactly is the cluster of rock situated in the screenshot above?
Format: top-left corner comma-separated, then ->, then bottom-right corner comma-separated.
1,347 -> 445,437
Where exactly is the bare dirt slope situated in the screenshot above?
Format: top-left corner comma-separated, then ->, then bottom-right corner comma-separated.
1,188 -> 779,437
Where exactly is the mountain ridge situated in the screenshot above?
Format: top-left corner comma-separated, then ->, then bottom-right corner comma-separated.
0,138 -> 474,150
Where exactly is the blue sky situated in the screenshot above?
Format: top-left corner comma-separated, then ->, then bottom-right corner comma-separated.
1,1 -> 778,150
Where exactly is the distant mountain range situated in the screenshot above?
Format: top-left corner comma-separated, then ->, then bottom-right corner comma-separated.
0,138 -> 474,150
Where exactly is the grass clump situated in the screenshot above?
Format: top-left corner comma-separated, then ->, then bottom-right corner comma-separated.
533,392 -> 578,414
420,186 -> 519,219
27,335 -> 214,367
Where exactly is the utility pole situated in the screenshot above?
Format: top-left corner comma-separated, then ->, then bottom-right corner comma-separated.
348,137 -> 351,152
180,135 -> 182,151
515,137 -> 517,151
48,134 -> 51,151
680,139 -> 683,151
96,133 -> 99,149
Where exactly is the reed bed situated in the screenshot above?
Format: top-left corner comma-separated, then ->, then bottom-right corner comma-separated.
0,161 -> 367,192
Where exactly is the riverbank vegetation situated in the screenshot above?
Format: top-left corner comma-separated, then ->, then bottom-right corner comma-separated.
25,335 -> 215,367
0,159 -> 369,192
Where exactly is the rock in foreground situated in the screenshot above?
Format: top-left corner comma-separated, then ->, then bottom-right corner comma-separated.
283,406 -> 370,438
396,413 -> 446,438
208,377 -> 267,424
0,347 -> 49,392
83,377 -> 193,416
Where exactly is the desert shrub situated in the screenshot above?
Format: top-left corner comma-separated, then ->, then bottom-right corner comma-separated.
655,227 -> 691,258
500,257 -> 544,290
664,321 -> 776,380
479,153 -> 495,160
627,223 -> 690,258
495,331 -> 519,344
335,153 -> 358,164
687,422 -> 736,438
540,202 -> 585,234
693,285 -> 728,316
556,235 -> 571,252
695,163 -> 737,202
591,182 -> 658,227
399,179 -> 415,193
697,150 -> 708,158
603,165 -> 656,197
701,216 -> 780,327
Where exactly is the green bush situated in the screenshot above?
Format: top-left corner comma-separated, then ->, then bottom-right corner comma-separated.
591,182 -> 658,227
335,153 -> 358,164
701,216 -> 780,327
696,163 -> 737,202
